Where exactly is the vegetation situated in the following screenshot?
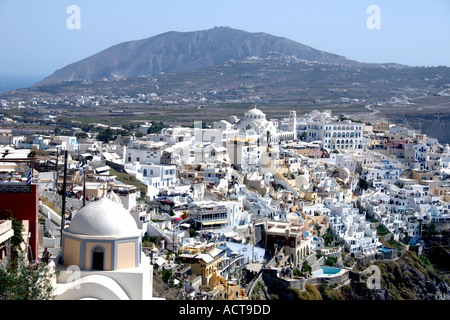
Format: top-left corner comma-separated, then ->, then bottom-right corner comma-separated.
325,256 -> 338,266
109,167 -> 147,197
302,261 -> 312,274
0,216 -> 56,300
0,254 -> 56,300
319,282 -> 345,300
142,234 -> 161,248
161,269 -> 175,286
288,283 -> 322,300
188,228 -> 198,238
376,224 -> 390,237
251,281 -> 267,300
322,228 -> 335,246
96,127 -> 129,143
147,121 -> 165,134
9,216 -> 24,253
359,177 -> 370,191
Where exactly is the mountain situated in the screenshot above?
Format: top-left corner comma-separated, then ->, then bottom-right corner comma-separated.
37,27 -> 363,85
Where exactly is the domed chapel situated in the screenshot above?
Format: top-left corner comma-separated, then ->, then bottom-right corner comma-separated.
61,197 -> 141,271
52,195 -> 161,300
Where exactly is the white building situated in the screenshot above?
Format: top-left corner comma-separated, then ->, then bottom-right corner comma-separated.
306,120 -> 365,151
124,162 -> 177,200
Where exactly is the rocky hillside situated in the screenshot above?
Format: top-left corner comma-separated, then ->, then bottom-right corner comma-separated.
36,26 -> 362,85
260,249 -> 449,300
342,251 -> 450,300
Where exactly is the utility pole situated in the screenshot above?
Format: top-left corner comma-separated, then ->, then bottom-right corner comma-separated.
60,150 -> 68,247
83,169 -> 86,206
55,147 -> 59,182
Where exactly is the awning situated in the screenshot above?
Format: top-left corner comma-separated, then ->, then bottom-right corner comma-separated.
73,186 -> 83,192
95,166 -> 110,173
224,231 -> 237,238
0,229 -> 14,244
200,220 -> 228,226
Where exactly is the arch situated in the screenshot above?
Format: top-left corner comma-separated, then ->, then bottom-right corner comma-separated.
54,275 -> 131,300
143,169 -> 147,177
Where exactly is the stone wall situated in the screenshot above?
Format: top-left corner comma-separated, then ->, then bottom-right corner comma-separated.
39,190 -> 83,216
433,220 -> 450,232
261,268 -> 306,293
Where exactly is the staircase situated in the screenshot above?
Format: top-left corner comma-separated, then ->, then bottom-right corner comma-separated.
305,253 -> 321,273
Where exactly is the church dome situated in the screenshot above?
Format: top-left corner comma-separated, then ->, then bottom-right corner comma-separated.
246,107 -> 264,116
67,197 -> 139,237
246,107 -> 265,119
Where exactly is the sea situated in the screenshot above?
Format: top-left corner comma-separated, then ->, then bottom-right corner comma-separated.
0,73 -> 46,93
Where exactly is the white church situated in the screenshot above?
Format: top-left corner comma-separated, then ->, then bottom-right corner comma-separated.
236,107 -> 297,144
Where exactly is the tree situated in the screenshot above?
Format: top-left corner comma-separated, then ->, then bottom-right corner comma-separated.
322,228 -> 335,247
75,132 -> 88,139
9,216 -> 24,254
302,261 -> 312,274
188,228 -> 198,238
0,215 -> 56,300
359,177 -> 370,191
0,254 -> 56,300
266,131 -> 271,149
161,269 -> 175,287
97,128 -> 115,143
325,256 -> 338,266
147,121 -> 165,134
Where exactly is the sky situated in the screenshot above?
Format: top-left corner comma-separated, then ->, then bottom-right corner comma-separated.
0,0 -> 449,79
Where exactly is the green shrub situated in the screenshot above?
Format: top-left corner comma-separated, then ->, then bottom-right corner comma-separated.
325,256 -> 338,266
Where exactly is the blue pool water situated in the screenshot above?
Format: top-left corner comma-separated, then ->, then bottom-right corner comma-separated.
321,266 -> 341,274
313,266 -> 342,277
379,248 -> 392,252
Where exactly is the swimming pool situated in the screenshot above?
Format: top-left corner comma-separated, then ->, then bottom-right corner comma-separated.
313,266 -> 342,277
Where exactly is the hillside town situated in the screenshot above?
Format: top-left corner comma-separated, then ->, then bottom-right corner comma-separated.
1,107 -> 449,300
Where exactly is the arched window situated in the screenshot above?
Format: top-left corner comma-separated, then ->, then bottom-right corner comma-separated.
150,169 -> 154,176
92,246 -> 105,271
143,169 -> 147,177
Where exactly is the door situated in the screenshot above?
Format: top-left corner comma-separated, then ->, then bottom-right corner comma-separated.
92,247 -> 105,270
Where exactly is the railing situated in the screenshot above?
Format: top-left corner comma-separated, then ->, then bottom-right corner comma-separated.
0,183 -> 31,193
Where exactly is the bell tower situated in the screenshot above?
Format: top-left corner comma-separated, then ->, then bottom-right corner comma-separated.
289,110 -> 297,140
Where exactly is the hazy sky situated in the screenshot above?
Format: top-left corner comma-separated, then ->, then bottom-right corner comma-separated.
1,0 -> 449,77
